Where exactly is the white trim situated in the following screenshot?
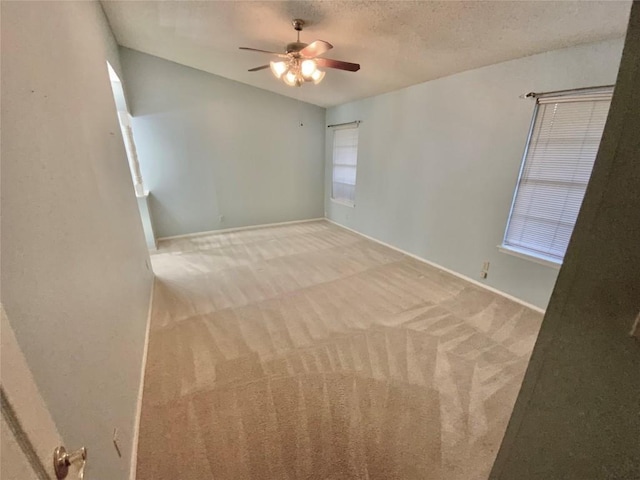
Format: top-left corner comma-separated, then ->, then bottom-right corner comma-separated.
325,219 -> 546,314
330,198 -> 355,208
630,312 -> 640,338
129,280 -> 155,480
156,218 -> 325,242
498,245 -> 562,269
117,110 -> 132,127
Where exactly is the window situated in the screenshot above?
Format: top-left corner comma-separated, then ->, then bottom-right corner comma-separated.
331,125 -> 359,206
502,87 -> 613,265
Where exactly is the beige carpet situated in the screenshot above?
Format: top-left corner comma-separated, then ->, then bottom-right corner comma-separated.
137,220 -> 542,480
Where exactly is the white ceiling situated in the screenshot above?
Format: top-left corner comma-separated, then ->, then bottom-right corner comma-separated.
101,1 -> 631,108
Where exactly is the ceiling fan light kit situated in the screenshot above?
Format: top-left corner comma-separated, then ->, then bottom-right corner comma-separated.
272,58 -> 325,86
240,19 -> 359,88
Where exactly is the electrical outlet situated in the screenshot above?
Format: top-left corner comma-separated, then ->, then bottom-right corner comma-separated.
480,260 -> 490,279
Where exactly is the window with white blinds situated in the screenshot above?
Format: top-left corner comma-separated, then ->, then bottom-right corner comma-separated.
331,125 -> 359,205
502,88 -> 612,264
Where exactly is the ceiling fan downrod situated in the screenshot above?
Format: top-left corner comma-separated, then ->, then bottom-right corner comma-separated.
287,19 -> 307,54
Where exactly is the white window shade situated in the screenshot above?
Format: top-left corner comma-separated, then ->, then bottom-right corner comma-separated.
332,126 -> 359,205
503,89 -> 612,264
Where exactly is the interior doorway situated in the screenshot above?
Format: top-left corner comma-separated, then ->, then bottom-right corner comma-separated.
107,62 -> 157,250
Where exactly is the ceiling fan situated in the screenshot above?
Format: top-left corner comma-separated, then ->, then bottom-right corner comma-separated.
239,19 -> 360,87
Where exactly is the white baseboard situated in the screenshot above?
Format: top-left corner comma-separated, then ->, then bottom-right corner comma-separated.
325,219 -> 546,314
156,218 -> 326,242
130,279 -> 155,480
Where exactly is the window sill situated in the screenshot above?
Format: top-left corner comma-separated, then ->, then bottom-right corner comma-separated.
331,198 -> 355,208
497,245 -> 562,269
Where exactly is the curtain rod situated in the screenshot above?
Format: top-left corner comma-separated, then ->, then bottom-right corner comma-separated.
327,120 -> 361,128
521,84 -> 614,99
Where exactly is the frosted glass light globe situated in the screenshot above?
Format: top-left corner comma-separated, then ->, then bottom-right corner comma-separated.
300,59 -> 317,78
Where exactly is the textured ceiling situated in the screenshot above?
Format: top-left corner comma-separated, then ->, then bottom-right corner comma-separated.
101,1 -> 631,107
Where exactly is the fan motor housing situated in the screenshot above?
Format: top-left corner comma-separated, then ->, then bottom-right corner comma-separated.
285,42 -> 308,55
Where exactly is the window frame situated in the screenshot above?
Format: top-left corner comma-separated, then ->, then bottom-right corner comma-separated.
330,124 -> 359,207
500,87 -> 612,267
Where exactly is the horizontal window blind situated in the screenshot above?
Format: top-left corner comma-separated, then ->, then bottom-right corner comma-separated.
332,126 -> 359,205
503,89 -> 612,263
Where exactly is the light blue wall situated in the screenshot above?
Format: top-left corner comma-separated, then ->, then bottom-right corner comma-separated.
120,48 -> 326,238
325,39 -> 624,309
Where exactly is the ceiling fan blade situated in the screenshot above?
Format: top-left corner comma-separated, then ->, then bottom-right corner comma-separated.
248,65 -> 270,72
315,57 -> 360,72
299,40 -> 333,58
239,47 -> 286,57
